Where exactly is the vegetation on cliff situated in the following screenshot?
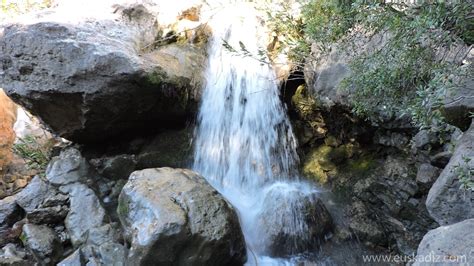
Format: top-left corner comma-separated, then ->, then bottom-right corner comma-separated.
271,0 -> 472,130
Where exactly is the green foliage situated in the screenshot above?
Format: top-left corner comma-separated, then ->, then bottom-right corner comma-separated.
302,0 -> 354,49
12,135 -> 50,172
454,156 -> 474,191
341,2 -> 471,129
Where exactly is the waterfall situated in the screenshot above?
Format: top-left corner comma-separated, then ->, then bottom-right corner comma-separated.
193,3 -> 323,265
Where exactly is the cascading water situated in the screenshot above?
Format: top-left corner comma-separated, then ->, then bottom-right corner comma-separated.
193,3 -> 326,265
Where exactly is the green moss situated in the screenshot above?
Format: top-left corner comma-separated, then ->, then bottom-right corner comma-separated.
117,197 -> 129,217
302,144 -> 335,184
291,85 -> 317,119
146,69 -> 168,85
324,135 -> 339,147
302,136 -> 372,185
19,232 -> 27,245
137,128 -> 193,169
346,154 -> 377,176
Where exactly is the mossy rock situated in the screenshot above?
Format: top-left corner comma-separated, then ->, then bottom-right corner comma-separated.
136,128 -> 193,169
302,145 -> 335,184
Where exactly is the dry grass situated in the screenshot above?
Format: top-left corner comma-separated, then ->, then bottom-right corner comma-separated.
0,0 -> 53,21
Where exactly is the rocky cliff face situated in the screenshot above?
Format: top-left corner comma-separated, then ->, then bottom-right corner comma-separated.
286,28 -> 473,259
0,1 -> 206,144
0,89 -> 17,177
0,0 -> 472,265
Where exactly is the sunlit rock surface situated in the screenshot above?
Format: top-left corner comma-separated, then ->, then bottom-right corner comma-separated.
0,1 -> 206,143
426,119 -> 474,225
414,219 -> 474,266
118,168 -> 246,266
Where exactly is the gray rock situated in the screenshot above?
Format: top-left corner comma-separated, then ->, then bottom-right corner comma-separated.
416,163 -> 442,192
430,151 -> 452,168
304,43 -> 352,109
27,205 -> 69,225
135,128 -> 193,169
0,243 -> 29,266
412,130 -> 438,150
98,243 -> 126,266
0,3 -> 204,143
118,168 -> 246,266
46,148 -> 92,185
14,176 -> 48,213
0,196 -> 24,247
14,176 -> 69,224
414,219 -> 474,266
443,75 -> 474,130
61,183 -> 107,247
426,120 -> 474,225
57,249 -> 83,266
85,224 -> 117,247
255,183 -> 333,256
80,243 -> 126,266
349,156 -> 438,253
21,224 -> 62,265
59,241 -> 126,266
374,130 -> 409,149
89,155 -> 136,180
348,201 -> 386,246
307,34 -> 391,109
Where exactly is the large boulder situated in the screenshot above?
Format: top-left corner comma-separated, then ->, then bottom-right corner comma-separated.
414,219 -> 474,266
254,182 -> 333,257
118,168 -> 246,266
0,1 -> 205,143
426,120 -> 474,225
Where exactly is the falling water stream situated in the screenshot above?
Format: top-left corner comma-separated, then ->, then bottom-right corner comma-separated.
193,3 -> 322,265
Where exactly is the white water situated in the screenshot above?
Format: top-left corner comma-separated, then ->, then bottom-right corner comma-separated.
193,4 -> 320,265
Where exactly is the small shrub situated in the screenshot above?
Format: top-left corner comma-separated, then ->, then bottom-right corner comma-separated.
454,156 -> 474,191
12,135 -> 50,172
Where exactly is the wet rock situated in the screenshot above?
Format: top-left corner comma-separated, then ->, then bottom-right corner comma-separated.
45,148 -> 92,186
118,168 -> 246,266
61,183 -> 107,247
354,156 -> 419,214
348,156 -> 438,253
416,163 -> 442,192
21,224 -> 62,265
374,130 -> 409,150
414,219 -> 474,266
426,120 -> 474,225
0,2 -> 204,143
255,183 -> 333,256
0,196 -> 24,247
348,201 -> 386,247
89,155 -> 137,180
135,128 -> 193,169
